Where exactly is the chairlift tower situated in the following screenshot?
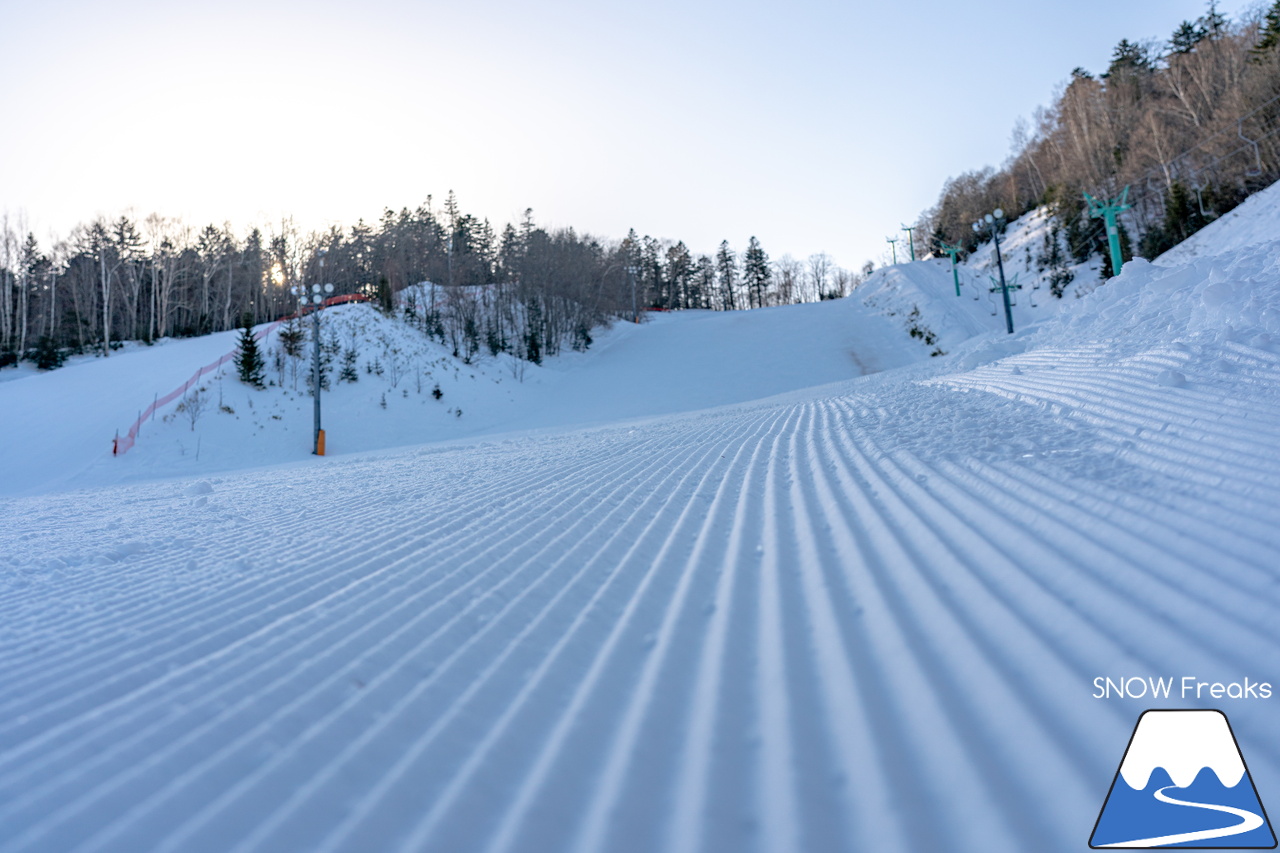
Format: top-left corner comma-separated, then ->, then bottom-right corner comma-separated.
1084,186 -> 1131,277
886,236 -> 898,265
972,210 -> 1015,334
901,224 -> 916,262
938,240 -> 964,296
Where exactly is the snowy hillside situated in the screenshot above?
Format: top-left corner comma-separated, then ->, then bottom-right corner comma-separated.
1156,176 -> 1280,265
858,204 -> 1106,354
0,293 -> 918,498
2,200 -> 1280,852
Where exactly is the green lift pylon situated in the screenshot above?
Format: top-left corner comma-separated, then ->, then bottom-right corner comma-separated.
1084,186 -> 1131,277
938,240 -> 964,296
886,236 -> 898,265
901,224 -> 916,262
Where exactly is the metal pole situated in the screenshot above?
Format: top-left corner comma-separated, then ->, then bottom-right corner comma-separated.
627,265 -> 638,323
312,306 -> 321,453
939,241 -> 963,296
992,225 -> 1014,335
901,225 -> 916,262
886,237 -> 897,265
1103,211 -> 1123,277
1084,187 -> 1131,277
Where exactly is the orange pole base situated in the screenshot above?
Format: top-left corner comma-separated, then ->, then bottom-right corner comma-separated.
316,429 -> 326,456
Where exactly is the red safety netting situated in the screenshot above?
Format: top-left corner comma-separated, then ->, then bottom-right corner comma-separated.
112,294 -> 373,455
113,320 -> 284,456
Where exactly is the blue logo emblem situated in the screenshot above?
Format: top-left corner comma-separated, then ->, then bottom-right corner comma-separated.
1091,710 -> 1276,848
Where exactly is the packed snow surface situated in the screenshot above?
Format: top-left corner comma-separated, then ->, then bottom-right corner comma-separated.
3,209 -> 1280,851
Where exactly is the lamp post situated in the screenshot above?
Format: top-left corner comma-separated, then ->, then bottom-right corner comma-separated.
626,264 -> 639,323
972,210 -> 1015,334
901,224 -> 916,262
291,271 -> 334,454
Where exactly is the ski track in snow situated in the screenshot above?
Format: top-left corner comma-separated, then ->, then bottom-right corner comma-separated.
2,338 -> 1280,852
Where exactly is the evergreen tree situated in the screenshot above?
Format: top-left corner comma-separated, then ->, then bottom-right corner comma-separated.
692,255 -> 716,309
339,347 -> 359,382
376,275 -> 393,314
304,326 -> 333,394
742,237 -> 772,308
1104,39 -> 1152,80
1200,0 -> 1227,39
665,242 -> 693,309
1171,20 -> 1207,54
1253,1 -> 1280,57
526,329 -> 542,364
279,317 -> 305,358
715,241 -> 738,311
33,335 -> 64,370
235,320 -> 265,387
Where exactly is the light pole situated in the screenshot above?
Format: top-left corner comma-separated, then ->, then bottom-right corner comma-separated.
291,274 -> 334,454
973,209 -> 1015,334
626,264 -> 639,323
886,236 -> 898,265
901,224 -> 916,262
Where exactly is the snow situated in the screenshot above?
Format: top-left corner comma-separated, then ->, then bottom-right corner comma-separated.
2,191 -> 1280,852
1155,176 -> 1280,265
858,204 -> 1104,355
0,295 -> 916,499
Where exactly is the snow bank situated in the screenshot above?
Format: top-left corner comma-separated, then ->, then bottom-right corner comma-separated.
1032,248 -> 1280,347
1156,176 -> 1280,266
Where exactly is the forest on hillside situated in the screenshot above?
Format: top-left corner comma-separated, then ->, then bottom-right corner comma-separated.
919,1 -> 1280,271
0,192 -> 857,372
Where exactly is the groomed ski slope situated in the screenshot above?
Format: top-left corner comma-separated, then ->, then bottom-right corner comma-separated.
3,234 -> 1280,850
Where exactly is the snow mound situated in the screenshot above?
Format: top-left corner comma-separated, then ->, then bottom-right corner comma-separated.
1031,249 -> 1280,347
1156,176 -> 1280,266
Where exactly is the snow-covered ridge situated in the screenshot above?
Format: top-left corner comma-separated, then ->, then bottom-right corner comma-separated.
1156,176 -> 1280,266
1119,711 -> 1246,790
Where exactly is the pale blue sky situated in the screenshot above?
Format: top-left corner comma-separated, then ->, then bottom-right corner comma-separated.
0,0 -> 1246,270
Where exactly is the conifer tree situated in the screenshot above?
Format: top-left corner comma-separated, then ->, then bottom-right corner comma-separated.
234,320 -> 265,387
1253,1 -> 1280,57
742,237 -> 772,309
1171,20 -> 1207,54
340,347 -> 359,382
279,317 -> 305,358
716,241 -> 738,311
1200,0 -> 1227,39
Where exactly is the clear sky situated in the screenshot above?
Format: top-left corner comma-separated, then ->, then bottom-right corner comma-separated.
0,0 -> 1246,271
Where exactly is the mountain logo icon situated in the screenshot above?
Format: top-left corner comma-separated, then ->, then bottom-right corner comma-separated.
1090,709 -> 1277,848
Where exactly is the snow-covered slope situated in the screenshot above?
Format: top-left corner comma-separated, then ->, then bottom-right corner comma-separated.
0,296 -> 918,498
2,206 -> 1280,852
858,205 -> 1105,355
1156,176 -> 1280,265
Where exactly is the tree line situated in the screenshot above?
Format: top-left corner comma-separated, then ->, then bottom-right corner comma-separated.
0,191 -> 858,370
916,1 -> 1280,271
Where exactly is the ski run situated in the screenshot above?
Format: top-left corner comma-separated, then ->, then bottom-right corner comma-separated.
3,188 -> 1280,852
